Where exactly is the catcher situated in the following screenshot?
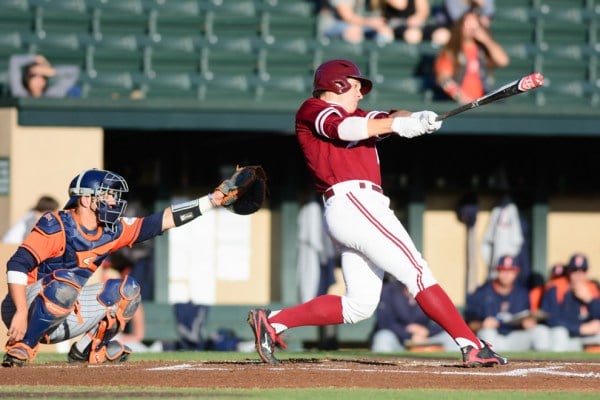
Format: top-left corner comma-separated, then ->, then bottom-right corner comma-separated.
1,166 -> 266,367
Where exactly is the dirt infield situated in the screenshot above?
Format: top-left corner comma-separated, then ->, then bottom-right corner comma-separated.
1,357 -> 599,392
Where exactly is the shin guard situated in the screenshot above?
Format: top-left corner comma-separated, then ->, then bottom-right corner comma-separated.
87,276 -> 141,364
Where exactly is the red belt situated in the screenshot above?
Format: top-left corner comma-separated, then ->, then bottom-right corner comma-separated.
323,182 -> 383,200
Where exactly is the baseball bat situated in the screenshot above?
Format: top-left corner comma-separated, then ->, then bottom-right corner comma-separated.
435,72 -> 544,121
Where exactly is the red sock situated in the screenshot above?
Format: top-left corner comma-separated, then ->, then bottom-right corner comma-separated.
415,284 -> 481,348
268,294 -> 344,329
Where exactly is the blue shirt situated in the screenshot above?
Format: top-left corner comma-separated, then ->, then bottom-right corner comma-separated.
464,280 -> 531,335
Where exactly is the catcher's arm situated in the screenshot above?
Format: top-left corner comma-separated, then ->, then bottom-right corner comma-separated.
163,189 -> 224,230
163,165 -> 267,230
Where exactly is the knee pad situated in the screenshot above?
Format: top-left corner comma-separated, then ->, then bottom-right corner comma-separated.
21,270 -> 81,347
40,269 -> 81,313
97,276 -> 141,328
87,276 -> 141,364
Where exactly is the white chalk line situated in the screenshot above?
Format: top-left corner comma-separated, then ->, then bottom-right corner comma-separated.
146,362 -> 600,378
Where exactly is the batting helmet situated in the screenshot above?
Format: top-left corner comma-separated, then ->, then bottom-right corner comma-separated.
313,59 -> 372,96
64,168 -> 129,232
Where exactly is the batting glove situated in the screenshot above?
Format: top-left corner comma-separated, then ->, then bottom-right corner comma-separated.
411,111 -> 442,133
391,116 -> 428,138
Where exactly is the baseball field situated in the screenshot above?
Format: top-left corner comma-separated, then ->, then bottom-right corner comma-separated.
0,350 -> 598,399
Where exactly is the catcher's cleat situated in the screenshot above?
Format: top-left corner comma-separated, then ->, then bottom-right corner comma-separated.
462,340 -> 508,367
67,342 -> 88,363
247,308 -> 287,364
2,342 -> 39,368
68,341 -> 131,364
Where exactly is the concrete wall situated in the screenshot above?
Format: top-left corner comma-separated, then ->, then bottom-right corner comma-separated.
0,108 -> 103,235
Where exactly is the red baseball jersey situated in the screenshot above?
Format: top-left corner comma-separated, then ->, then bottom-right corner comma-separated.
295,98 -> 391,193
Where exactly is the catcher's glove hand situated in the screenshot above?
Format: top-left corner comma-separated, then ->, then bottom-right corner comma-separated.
216,165 -> 267,215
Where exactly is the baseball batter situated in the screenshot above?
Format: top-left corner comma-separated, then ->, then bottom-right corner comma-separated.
1,167 -> 262,367
247,59 -> 508,367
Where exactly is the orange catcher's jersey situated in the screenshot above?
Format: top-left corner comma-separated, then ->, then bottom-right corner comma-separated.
295,98 -> 390,193
18,209 -> 144,286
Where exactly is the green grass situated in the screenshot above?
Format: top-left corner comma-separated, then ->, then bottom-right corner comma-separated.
0,387 -> 596,400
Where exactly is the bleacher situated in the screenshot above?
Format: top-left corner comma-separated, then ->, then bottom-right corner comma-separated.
0,0 -> 598,108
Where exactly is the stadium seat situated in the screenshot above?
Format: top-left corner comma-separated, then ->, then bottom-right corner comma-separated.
539,49 -> 590,83
254,74 -> 308,103
257,0 -> 318,42
198,73 -> 256,103
491,19 -> 537,46
85,44 -> 143,77
145,0 -> 204,39
366,41 -> 424,83
79,70 -> 136,99
0,31 -> 25,54
368,76 -> 426,106
0,32 -> 24,97
493,5 -> 533,24
537,79 -> 594,106
88,0 -> 148,39
30,0 -> 90,36
201,37 -> 258,80
256,37 -> 315,80
24,32 -> 81,51
203,0 -> 260,42
136,71 -> 197,99
492,63 -> 538,88
24,33 -> 86,68
144,42 -> 202,76
313,41 -> 367,73
0,0 -> 33,34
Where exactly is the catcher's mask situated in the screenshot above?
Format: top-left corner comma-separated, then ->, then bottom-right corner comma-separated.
64,168 -> 129,232
313,59 -> 372,97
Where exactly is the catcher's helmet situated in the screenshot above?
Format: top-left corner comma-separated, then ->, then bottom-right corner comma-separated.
313,59 -> 372,96
64,168 -> 129,232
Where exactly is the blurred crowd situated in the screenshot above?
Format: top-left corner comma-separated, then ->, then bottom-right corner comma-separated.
7,0 -> 508,105
318,0 -> 508,104
371,253 -> 600,353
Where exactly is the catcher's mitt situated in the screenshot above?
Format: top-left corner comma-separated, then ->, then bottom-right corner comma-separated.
216,165 -> 267,215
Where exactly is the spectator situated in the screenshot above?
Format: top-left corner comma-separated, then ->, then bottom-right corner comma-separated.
435,0 -> 495,31
539,253 -> 600,352
464,255 -> 549,352
375,0 -> 450,45
371,275 -> 455,352
2,195 -> 59,244
318,0 -> 395,45
529,262 -> 565,313
9,54 -> 80,98
433,10 -> 509,104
